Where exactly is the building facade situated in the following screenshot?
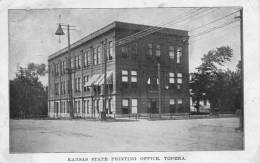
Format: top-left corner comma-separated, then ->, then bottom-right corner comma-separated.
48,21 -> 190,118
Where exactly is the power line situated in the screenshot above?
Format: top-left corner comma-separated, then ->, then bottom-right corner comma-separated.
189,9 -> 240,32
188,21 -> 239,44
190,19 -> 239,40
115,8 -> 210,47
115,9 -> 240,48
116,9 -> 240,49
172,8 -> 219,30
115,8 -> 215,47
114,8 -> 201,46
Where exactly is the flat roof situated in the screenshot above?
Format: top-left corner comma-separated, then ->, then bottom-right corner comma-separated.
48,21 -> 188,61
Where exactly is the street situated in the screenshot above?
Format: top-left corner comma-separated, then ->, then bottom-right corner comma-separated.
10,117 -> 243,153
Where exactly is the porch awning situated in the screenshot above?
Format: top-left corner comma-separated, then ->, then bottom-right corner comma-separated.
84,74 -> 101,87
94,71 -> 113,86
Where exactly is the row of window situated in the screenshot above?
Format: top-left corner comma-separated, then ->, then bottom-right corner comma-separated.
122,70 -> 137,82
121,70 -> 183,84
54,61 -> 67,75
121,44 -> 183,63
54,70 -> 183,95
122,98 -> 182,107
54,99 -> 113,114
55,98 -> 183,113
52,41 -> 113,76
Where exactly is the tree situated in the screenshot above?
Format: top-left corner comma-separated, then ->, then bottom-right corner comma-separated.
190,46 -> 242,113
10,63 -> 48,118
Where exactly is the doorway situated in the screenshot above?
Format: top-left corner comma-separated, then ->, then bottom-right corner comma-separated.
150,100 -> 158,113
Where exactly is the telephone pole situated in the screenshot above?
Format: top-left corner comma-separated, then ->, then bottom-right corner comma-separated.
55,17 -> 77,119
239,9 -> 244,131
235,9 -> 243,131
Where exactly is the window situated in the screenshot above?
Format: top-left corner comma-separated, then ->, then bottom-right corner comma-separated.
67,102 -> 70,113
63,61 -> 66,74
97,46 -> 101,64
96,99 -> 100,113
60,62 -> 63,74
169,46 -> 174,59
121,46 -> 128,58
94,48 -> 97,65
132,43 -> 137,58
78,55 -> 82,68
122,99 -> 129,107
83,75 -> 89,92
84,51 -> 89,67
108,41 -> 113,60
156,44 -> 161,57
122,70 -> 128,82
148,43 -> 153,56
75,77 -> 81,92
64,101 -> 66,113
177,99 -> 183,104
169,72 -> 175,84
78,101 -> 81,113
87,50 -> 91,66
61,81 -> 66,94
82,100 -> 86,114
177,73 -> 183,84
86,100 -> 89,114
74,101 -> 77,113
74,78 -> 77,92
147,77 -> 151,85
71,58 -> 74,69
78,77 -> 81,92
75,56 -> 78,68
60,102 -> 63,113
60,81 -> 65,94
170,99 -> 175,105
53,64 -> 56,76
130,71 -> 137,82
177,46 -> 182,63
55,63 -> 59,75
51,64 -> 54,76
63,102 -> 66,113
55,83 -> 59,95
131,99 -> 138,114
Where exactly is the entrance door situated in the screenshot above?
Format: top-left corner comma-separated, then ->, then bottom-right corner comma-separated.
169,99 -> 176,114
150,100 -> 158,113
131,99 -> 138,114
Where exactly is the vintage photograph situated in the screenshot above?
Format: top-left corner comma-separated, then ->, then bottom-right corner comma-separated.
9,7 -> 244,153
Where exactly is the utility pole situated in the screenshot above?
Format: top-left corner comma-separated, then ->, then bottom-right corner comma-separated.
103,39 -> 107,114
235,9 -> 243,131
239,9 -> 244,131
157,58 -> 162,118
55,17 -> 77,119
67,24 -> 74,119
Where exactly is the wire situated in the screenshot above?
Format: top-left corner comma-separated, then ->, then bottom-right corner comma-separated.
115,8 -> 213,47
114,8 -> 200,46
115,9 -> 240,47
172,8 -> 218,30
115,8 -> 207,46
186,21 -> 239,46
190,19 -> 239,40
189,9 -> 240,32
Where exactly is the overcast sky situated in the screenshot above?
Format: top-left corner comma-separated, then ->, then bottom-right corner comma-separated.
8,8 -> 241,85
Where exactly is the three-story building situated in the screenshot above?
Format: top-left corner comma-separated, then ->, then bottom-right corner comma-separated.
48,21 -> 190,118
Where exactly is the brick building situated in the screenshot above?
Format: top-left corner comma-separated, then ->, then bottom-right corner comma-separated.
48,21 -> 190,118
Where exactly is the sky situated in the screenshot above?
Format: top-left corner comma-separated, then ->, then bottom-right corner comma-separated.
8,8 -> 241,86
